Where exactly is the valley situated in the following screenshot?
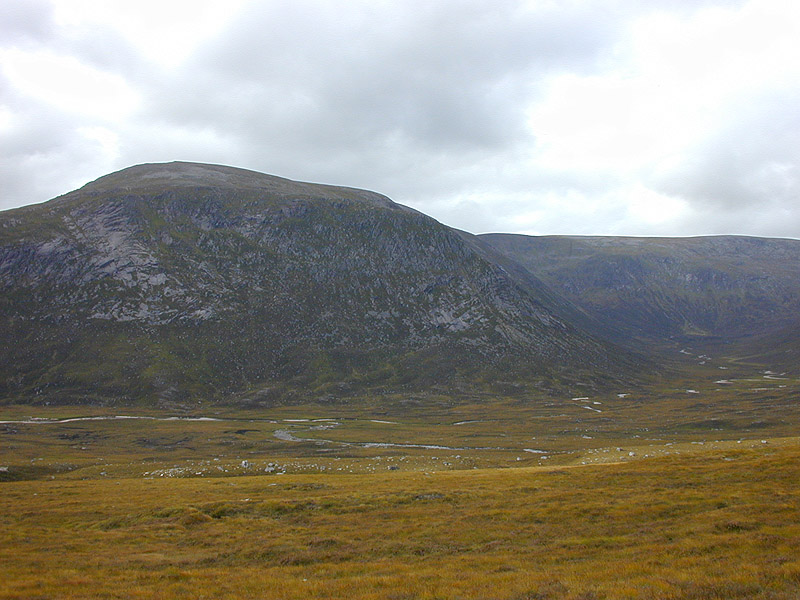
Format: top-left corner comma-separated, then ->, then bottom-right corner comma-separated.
2,372 -> 799,599
3,354 -> 799,482
3,162 -> 800,599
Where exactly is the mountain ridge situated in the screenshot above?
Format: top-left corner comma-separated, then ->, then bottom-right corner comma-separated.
480,232 -> 800,364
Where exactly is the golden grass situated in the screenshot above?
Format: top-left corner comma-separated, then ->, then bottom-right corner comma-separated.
3,365 -> 800,598
2,443 -> 799,599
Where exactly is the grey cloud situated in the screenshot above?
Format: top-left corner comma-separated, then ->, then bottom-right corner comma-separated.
5,0 -> 794,240
147,1 -> 619,149
0,0 -> 55,46
61,27 -> 149,78
0,0 -> 149,88
652,86 -> 800,214
0,120 -> 102,211
0,75 -> 114,208
130,0 -> 626,219
671,202 -> 800,239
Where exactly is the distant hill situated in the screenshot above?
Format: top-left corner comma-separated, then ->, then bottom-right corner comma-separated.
0,162 -> 637,406
480,233 -> 800,363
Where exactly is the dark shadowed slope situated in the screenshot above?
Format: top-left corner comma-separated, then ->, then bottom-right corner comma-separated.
481,233 -> 800,365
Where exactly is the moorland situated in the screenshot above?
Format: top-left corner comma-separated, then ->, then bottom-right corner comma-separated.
2,355 -> 800,599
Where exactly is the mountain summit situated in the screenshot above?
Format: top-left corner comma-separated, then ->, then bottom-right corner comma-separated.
65,162 -> 404,211
0,162 -> 633,406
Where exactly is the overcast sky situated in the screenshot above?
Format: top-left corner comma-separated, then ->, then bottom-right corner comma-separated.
2,0 -> 799,237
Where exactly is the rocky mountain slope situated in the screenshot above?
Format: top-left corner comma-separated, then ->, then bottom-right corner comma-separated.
481,234 -> 800,361
0,162 -> 636,406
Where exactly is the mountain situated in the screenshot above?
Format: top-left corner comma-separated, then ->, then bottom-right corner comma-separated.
480,234 -> 800,362
0,162 -> 637,406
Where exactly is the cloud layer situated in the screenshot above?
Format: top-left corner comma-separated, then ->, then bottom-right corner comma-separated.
2,0 -> 799,237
